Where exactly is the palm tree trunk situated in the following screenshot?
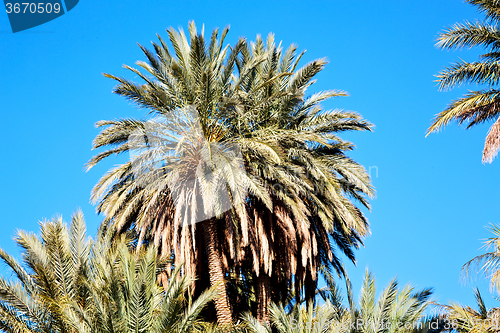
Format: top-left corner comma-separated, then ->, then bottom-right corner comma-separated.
202,218 -> 232,326
256,272 -> 271,323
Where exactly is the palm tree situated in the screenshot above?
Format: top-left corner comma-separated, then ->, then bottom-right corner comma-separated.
0,211 -> 218,333
427,0 -> 500,163
87,23 -> 374,324
245,270 -> 437,333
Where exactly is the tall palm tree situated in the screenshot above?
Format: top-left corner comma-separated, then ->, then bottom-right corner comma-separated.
0,211 -> 219,333
245,270 -> 437,333
427,0 -> 500,163
87,23 -> 374,323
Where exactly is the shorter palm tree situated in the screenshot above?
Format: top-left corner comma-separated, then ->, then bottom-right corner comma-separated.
463,224 -> 500,292
0,211 -> 219,333
244,270 -> 438,333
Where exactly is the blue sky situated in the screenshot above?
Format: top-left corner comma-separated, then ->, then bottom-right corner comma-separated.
1,0 -> 499,310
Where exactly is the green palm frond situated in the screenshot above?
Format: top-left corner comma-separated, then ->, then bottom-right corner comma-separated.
440,288 -> 499,333
462,224 -> 500,291
430,0 -> 500,162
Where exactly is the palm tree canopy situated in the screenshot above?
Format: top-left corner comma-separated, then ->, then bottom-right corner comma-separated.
87,21 -> 374,319
428,0 -> 500,163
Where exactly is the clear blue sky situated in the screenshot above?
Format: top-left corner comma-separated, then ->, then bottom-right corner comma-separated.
1,0 -> 498,310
